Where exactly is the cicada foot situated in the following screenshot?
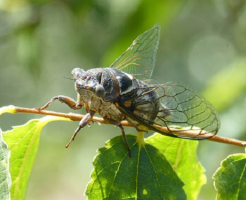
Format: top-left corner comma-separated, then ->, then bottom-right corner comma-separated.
38,95 -> 82,110
66,110 -> 95,148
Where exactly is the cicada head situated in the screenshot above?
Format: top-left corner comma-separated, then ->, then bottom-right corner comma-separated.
71,68 -> 105,99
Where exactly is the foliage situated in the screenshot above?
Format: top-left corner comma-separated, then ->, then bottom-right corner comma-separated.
86,135 -> 186,200
0,129 -> 11,200
0,106 -> 71,199
213,154 -> 246,200
146,135 -> 206,200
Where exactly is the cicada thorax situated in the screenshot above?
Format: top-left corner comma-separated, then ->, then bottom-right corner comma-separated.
98,68 -> 135,102
116,81 -> 161,126
98,69 -> 159,122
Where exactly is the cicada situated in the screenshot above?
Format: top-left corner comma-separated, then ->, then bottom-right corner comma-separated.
40,25 -> 220,156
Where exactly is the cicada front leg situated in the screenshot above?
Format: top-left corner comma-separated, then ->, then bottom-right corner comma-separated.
66,110 -> 96,148
39,93 -> 83,110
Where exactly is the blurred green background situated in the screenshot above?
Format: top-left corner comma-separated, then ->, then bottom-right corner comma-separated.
0,0 -> 246,199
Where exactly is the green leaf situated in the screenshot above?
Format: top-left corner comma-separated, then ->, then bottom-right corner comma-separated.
2,116 -> 71,200
86,135 -> 186,200
146,133 -> 206,200
0,129 -> 11,200
0,106 -> 16,115
213,154 -> 246,200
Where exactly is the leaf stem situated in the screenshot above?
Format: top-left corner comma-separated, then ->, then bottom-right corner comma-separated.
12,106 -> 246,148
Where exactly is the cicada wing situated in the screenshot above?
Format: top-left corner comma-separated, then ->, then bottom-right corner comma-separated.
153,83 -> 221,139
118,83 -> 220,139
110,25 -> 160,80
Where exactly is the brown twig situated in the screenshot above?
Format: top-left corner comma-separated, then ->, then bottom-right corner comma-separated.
13,106 -> 246,148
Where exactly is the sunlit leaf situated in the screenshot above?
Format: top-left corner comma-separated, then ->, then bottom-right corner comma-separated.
2,116 -> 70,200
0,129 -> 11,200
86,135 -> 186,200
213,154 -> 246,200
0,106 -> 16,115
146,133 -> 206,200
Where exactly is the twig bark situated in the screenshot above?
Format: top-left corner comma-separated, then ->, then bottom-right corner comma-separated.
14,106 -> 246,148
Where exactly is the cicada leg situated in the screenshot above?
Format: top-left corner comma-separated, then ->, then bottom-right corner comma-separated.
39,94 -> 83,110
66,110 -> 96,148
104,117 -> 131,158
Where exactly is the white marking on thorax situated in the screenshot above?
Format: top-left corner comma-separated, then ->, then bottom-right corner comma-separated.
124,72 -> 133,80
116,72 -> 134,95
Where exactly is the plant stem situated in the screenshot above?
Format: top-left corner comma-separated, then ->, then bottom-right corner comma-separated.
14,106 -> 246,148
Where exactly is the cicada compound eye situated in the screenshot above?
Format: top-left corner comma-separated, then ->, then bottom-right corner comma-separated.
95,84 -> 105,98
71,68 -> 85,80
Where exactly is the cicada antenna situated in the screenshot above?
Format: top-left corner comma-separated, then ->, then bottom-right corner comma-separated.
61,76 -> 73,81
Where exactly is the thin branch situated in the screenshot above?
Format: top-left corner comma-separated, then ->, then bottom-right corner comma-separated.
14,106 -> 246,148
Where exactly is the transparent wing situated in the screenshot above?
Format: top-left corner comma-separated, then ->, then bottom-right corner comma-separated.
153,83 -> 220,138
119,83 -> 220,139
110,25 -> 160,80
